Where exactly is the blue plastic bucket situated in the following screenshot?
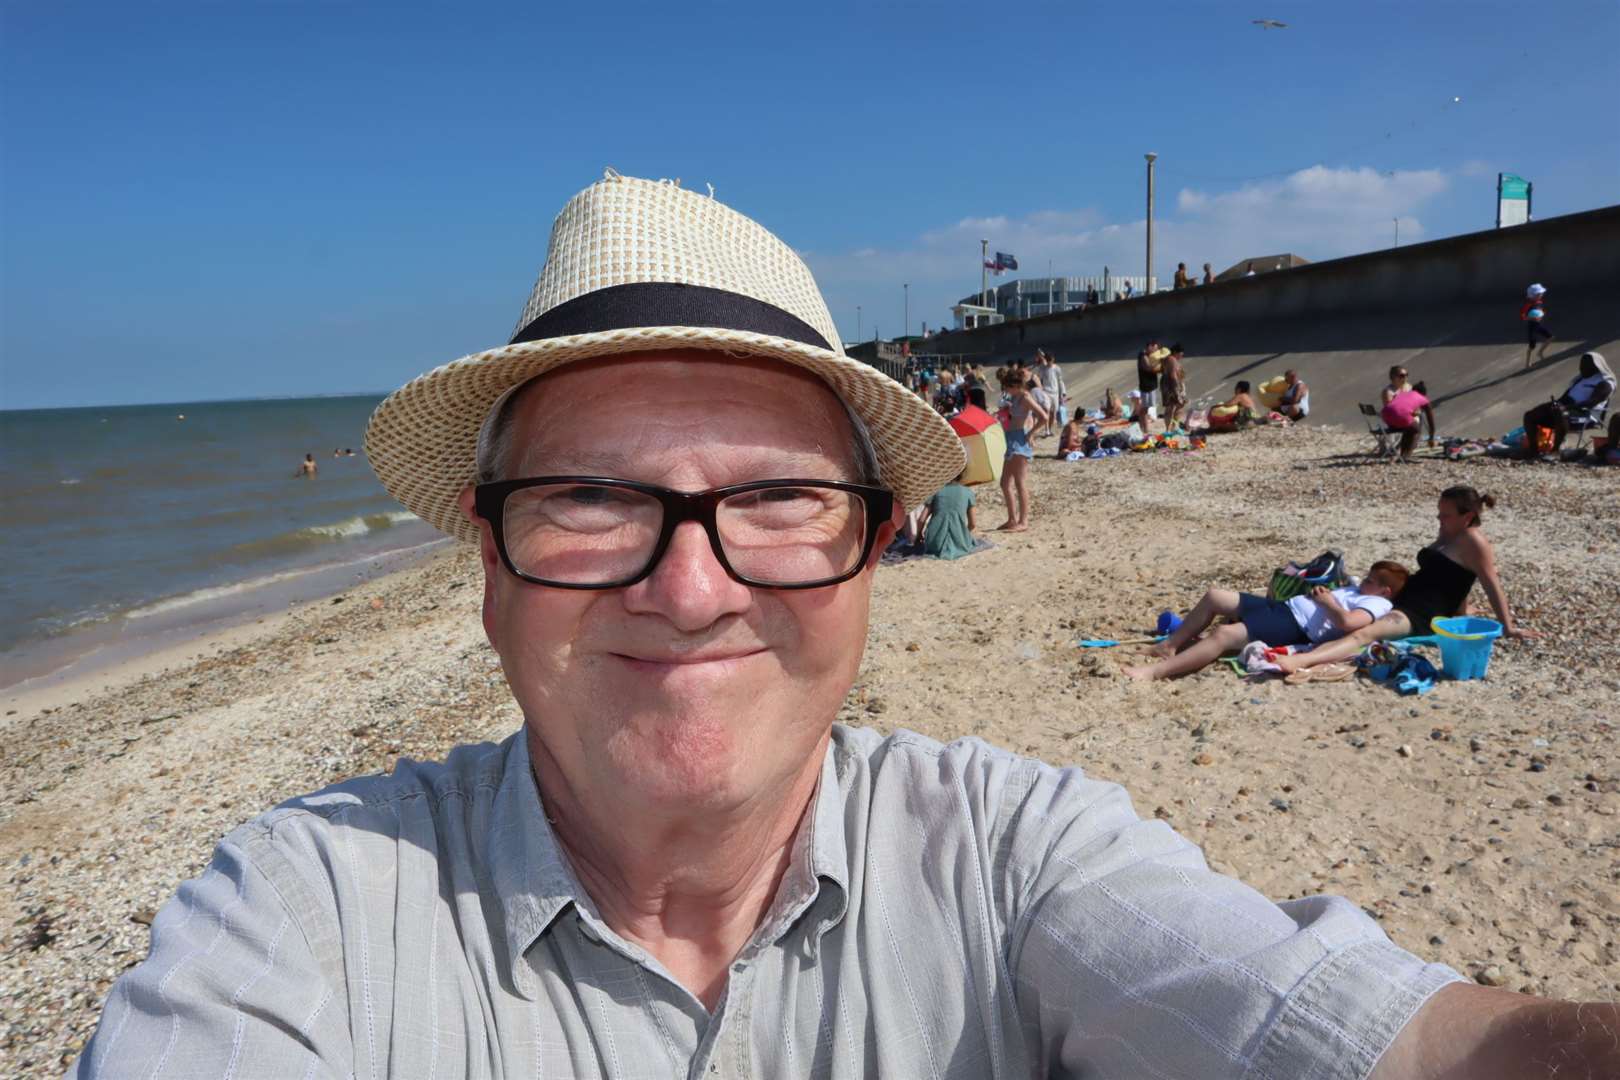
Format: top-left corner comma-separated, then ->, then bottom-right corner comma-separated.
1431,617 -> 1503,680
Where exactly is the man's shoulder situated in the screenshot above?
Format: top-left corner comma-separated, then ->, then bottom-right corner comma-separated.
237,734 -> 517,849
830,724 -> 1051,803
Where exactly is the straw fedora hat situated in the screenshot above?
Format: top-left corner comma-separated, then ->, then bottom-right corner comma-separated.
365,169 -> 965,543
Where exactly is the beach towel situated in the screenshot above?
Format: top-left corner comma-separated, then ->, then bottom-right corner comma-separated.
880,536 -> 994,566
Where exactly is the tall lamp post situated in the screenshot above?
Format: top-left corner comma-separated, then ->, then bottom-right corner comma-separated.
980,239 -> 989,308
1144,152 -> 1158,297
1393,218 -> 1400,247
903,283 -> 909,341
856,305 -> 862,343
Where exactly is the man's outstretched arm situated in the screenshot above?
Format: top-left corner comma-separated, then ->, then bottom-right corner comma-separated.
1370,983 -> 1620,1079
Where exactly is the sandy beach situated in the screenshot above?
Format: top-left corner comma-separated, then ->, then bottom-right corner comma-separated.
2,424 -> 1616,1073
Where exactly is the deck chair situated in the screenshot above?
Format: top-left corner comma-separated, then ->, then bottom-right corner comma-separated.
1568,396 -> 1611,452
1359,403 -> 1394,457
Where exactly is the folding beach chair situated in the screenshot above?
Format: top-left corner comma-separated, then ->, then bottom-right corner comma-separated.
1568,397 -> 1610,453
1359,403 -> 1394,458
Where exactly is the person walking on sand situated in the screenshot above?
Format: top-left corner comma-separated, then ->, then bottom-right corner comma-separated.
998,370 -> 1046,531
295,453 -> 317,478
1521,283 -> 1553,367
1034,350 -> 1066,437
1277,487 -> 1537,682
75,170 -> 1614,1080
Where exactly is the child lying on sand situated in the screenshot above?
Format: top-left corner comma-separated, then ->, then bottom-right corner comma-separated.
1123,561 -> 1410,681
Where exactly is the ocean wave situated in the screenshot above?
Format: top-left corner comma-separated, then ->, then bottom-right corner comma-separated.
125,566 -> 322,619
300,510 -> 418,540
41,605 -> 117,635
226,510 -> 420,558
125,534 -> 441,621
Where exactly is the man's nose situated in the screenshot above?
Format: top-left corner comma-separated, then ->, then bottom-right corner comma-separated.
620,520 -> 752,631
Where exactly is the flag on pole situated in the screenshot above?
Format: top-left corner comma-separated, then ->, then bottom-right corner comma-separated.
984,252 -> 1019,275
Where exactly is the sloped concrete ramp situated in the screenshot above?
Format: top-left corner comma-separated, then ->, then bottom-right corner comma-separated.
1055,290 -> 1618,438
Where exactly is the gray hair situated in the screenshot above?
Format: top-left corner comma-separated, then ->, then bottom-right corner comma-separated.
475,373 -> 882,486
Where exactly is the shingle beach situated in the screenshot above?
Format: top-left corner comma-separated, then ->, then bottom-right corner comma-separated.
2,424 -> 1616,1074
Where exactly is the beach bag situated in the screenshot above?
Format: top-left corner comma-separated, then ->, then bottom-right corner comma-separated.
1267,549 -> 1347,602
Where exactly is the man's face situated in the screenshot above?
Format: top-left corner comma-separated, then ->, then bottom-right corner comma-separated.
461,352 -> 894,814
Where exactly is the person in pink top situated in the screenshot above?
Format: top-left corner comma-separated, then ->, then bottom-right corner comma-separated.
1381,381 -> 1436,460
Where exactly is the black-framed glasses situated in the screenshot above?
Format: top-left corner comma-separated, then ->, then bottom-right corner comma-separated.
473,477 -> 894,590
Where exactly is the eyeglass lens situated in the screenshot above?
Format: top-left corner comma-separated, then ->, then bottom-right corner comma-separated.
501,483 -> 868,586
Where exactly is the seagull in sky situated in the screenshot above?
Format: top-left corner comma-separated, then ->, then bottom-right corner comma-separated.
1252,19 -> 1288,29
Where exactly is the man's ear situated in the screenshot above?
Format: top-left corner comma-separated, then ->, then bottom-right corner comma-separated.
865,498 -> 905,570
456,484 -> 504,648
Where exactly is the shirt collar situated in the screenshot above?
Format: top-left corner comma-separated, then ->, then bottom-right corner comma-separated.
751,739 -> 850,949
488,732 -> 853,996
490,733 -> 582,999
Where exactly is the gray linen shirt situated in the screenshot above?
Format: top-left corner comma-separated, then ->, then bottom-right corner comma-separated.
73,726 -> 1460,1078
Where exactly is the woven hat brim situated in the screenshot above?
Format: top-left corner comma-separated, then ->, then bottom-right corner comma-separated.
364,327 -> 967,543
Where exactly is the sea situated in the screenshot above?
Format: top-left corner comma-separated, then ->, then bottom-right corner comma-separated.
0,395 -> 449,688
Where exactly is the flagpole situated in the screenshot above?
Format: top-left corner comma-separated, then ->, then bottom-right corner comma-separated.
1145,152 -> 1157,297
980,239 -> 989,308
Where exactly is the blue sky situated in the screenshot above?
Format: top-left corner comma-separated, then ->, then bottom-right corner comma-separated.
3,1 -> 1615,409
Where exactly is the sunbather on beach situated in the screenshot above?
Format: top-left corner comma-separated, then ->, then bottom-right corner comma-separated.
1123,561 -> 1408,681
1057,414 -> 1085,456
1276,486 -> 1537,677
1212,381 -> 1259,427
1102,387 -> 1124,420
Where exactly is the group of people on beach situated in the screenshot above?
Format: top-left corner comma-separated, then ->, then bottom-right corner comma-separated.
1125,483 -> 1536,681
1121,337 -> 1611,681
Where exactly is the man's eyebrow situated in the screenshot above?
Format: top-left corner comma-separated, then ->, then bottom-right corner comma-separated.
515,447 -> 852,480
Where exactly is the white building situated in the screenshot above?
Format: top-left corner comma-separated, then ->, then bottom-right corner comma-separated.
958,274 -> 1158,322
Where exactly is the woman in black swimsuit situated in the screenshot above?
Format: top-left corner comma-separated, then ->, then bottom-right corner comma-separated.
1277,486 -> 1536,675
